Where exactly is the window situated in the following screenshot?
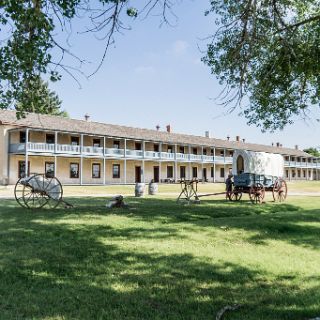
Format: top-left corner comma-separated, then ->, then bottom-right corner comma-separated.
135,142 -> 142,150
180,166 -> 186,179
230,152 -> 233,157
71,137 -> 79,146
93,139 -> 101,147
292,170 -> 296,178
192,167 -> 198,178
45,162 -> 55,178
203,149 -> 207,155
211,149 -> 214,155
154,144 -> 159,152
70,163 -> 79,178
179,146 -> 185,154
167,146 -> 173,153
20,132 -> 26,143
18,161 -> 30,178
220,167 -> 225,178
113,164 -> 120,178
113,141 -> 120,149
46,134 -> 55,144
286,170 -> 289,178
220,151 -> 224,156
167,166 -> 173,178
303,170 -> 306,178
297,170 -> 301,178
193,148 -> 198,155
92,163 -> 101,179
211,167 -> 214,178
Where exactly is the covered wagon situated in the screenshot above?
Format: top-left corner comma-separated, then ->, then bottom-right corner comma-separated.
227,150 -> 288,204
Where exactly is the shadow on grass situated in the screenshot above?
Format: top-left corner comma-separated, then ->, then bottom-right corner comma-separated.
0,199 -> 319,319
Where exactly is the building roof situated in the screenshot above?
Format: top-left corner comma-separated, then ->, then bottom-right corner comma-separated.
0,109 -> 314,158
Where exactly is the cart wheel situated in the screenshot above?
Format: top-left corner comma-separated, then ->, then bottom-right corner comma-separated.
14,177 -> 31,209
272,178 -> 287,202
42,176 -> 63,209
229,191 -> 242,202
249,183 -> 265,204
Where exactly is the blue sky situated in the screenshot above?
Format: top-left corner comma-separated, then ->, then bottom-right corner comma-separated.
51,0 -> 320,150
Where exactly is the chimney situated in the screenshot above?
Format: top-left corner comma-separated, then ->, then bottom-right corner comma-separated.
156,125 -> 160,131
205,131 -> 210,138
242,138 -> 246,143
84,113 -> 90,121
276,142 -> 280,147
272,142 -> 274,146
236,136 -> 240,142
227,135 -> 230,141
166,125 -> 171,133
295,145 -> 299,150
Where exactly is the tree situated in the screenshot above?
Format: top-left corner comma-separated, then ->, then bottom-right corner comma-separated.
203,0 -> 320,131
303,147 -> 320,157
1,1 -> 320,130
16,76 -> 68,117
0,0 -> 175,118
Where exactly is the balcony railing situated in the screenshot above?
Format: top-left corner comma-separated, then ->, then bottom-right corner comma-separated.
9,142 -> 320,167
104,148 -> 124,157
56,144 -> 80,154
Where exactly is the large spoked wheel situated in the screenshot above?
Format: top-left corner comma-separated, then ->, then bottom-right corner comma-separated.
272,178 -> 288,202
249,183 -> 265,204
14,174 -> 63,209
14,177 -> 32,209
229,191 -> 242,202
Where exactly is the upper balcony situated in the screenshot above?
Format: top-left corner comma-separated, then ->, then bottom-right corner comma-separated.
9,142 -> 235,164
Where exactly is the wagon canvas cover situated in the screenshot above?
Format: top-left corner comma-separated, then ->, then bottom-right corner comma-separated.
232,150 -> 284,177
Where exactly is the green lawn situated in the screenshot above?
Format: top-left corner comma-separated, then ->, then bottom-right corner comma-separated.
0,195 -> 320,319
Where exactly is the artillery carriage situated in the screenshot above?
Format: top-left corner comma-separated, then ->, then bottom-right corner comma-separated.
14,173 -> 72,209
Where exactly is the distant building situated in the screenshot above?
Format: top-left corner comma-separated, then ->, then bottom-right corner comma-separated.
0,110 -> 319,185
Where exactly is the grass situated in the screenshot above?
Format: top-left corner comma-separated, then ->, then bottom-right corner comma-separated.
0,193 -> 320,319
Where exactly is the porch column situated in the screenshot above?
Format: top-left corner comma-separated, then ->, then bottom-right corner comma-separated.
159,143 -> 162,183
124,139 -> 127,184
103,158 -> 106,185
80,134 -> 84,185
174,144 -> 178,182
54,156 -> 57,177
25,129 -> 29,176
54,131 -> 58,154
213,147 -> 216,183
223,148 -> 226,182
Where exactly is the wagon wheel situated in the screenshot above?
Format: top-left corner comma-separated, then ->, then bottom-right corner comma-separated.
14,178 -> 32,209
42,176 -> 63,209
229,191 -> 242,202
249,183 -> 265,204
272,178 -> 288,202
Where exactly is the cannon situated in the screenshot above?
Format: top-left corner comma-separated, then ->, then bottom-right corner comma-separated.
14,173 -> 72,209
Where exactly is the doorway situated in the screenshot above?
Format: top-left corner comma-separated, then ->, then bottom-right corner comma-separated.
135,166 -> 142,183
203,168 -> 207,181
153,166 -> 159,183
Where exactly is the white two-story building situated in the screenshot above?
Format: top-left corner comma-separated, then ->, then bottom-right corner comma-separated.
0,110 -> 319,185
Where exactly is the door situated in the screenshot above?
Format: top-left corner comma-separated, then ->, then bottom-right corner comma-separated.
135,166 -> 141,183
203,168 -> 207,181
180,166 -> 186,180
153,166 -> 159,183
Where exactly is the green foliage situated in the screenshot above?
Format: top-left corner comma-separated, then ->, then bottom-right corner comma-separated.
203,0 -> 320,131
16,76 -> 68,117
303,147 -> 320,157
